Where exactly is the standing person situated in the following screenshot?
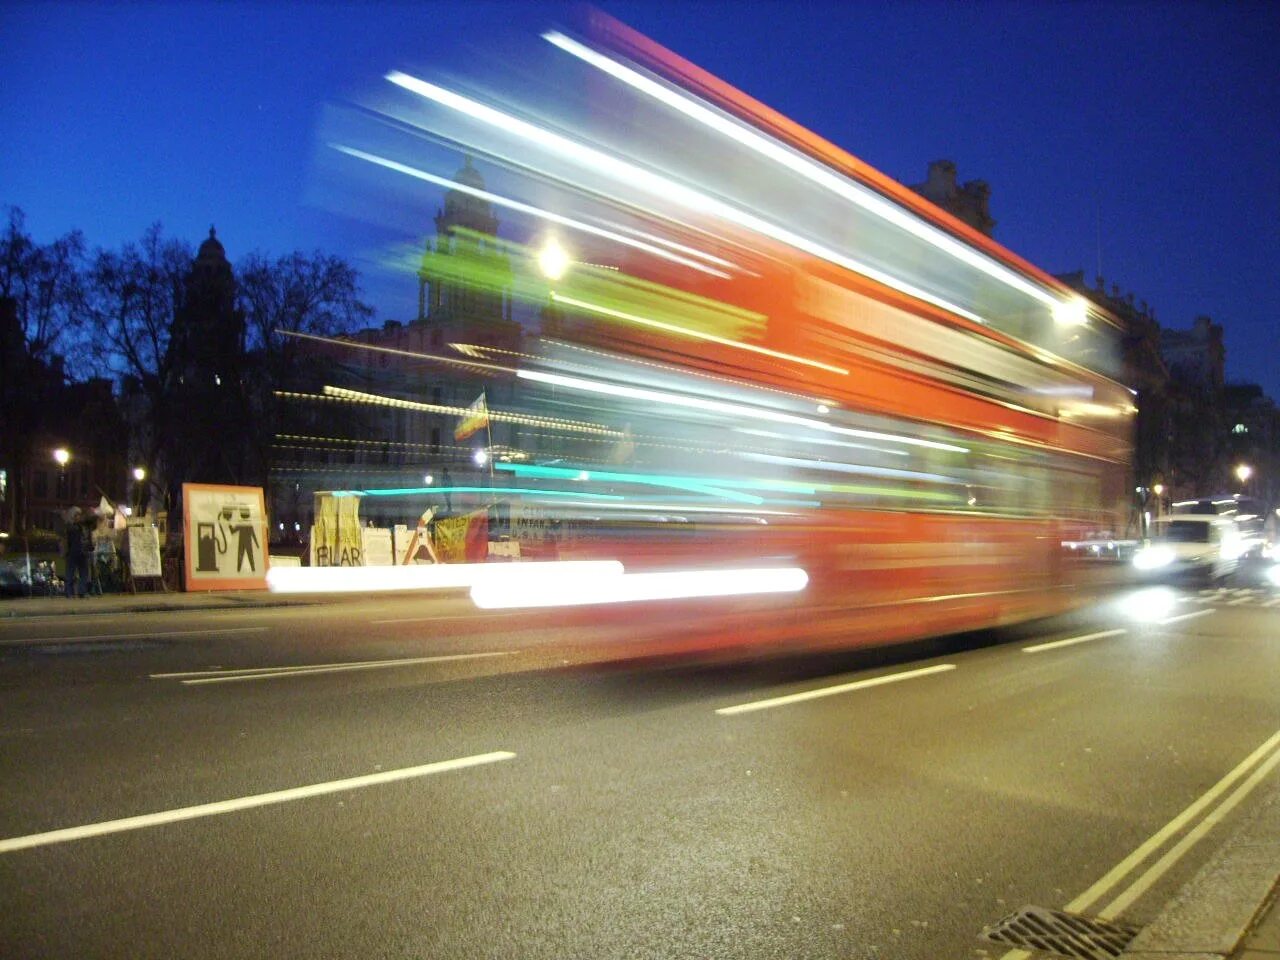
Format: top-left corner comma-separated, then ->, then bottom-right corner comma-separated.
63,507 -> 91,598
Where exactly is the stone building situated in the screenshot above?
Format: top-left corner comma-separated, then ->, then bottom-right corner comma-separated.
1224,382 -> 1279,506
909,160 -> 996,236
157,227 -> 250,508
1057,272 -> 1170,502
1160,316 -> 1228,496
270,158 -> 524,534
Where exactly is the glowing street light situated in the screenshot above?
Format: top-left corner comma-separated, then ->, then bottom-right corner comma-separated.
1235,464 -> 1253,484
1052,297 -> 1088,327
1152,483 -> 1164,496
133,466 -> 146,482
53,448 -> 70,467
423,473 -> 434,485
536,238 -> 571,281
473,449 -> 490,468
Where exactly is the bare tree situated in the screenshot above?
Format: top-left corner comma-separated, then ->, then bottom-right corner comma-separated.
0,206 -> 87,366
236,250 -> 373,485
238,251 -> 372,357
85,223 -> 192,508
0,207 -> 87,532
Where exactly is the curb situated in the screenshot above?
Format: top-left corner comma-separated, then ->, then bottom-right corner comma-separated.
0,594 -> 337,619
1121,777 -> 1280,957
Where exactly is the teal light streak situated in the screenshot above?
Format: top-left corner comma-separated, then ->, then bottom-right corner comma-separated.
496,463 -> 778,504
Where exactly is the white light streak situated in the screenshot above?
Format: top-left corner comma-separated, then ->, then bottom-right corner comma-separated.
385,71 -> 993,326
331,144 -> 730,278
543,31 -> 1061,311
733,427 -> 908,457
740,451 -> 963,484
266,560 -> 624,594
517,367 -> 969,453
469,565 -> 808,609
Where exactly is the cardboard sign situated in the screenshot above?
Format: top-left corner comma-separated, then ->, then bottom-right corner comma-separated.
361,528 -> 394,566
182,484 -> 269,591
126,522 -> 162,578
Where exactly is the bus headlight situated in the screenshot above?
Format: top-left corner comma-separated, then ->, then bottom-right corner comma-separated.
1133,545 -> 1175,570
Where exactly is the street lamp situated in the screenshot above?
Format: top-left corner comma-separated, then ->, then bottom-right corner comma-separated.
536,238 -> 571,281
132,466 -> 146,482
53,448 -> 70,500
1236,464 -> 1253,485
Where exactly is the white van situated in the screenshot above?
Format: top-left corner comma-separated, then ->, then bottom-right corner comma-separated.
1132,514 -> 1242,584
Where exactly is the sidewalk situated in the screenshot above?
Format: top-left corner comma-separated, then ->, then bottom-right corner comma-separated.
1122,776 -> 1280,958
1235,894 -> 1280,958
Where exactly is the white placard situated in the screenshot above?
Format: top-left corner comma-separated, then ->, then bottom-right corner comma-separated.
361,528 -> 395,567
127,523 -> 162,578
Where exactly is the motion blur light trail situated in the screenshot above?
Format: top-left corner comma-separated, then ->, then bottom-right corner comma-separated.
469,565 -> 809,609
331,144 -> 733,278
266,560 -> 624,594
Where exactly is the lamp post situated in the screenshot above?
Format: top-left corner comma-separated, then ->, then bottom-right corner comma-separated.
1235,464 -> 1253,491
132,466 -> 147,514
53,448 -> 70,501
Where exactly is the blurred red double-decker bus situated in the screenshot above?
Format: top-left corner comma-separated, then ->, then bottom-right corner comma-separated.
287,14 -> 1132,657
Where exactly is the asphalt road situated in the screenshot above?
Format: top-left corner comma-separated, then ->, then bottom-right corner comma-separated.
1,582 -> 1278,959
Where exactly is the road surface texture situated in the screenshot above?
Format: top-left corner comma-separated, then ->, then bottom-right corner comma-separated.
1,583 -> 1277,959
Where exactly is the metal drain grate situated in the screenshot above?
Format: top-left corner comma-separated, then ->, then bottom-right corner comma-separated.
980,905 -> 1140,959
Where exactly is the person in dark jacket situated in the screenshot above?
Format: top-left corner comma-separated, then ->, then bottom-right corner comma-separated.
64,507 -> 92,598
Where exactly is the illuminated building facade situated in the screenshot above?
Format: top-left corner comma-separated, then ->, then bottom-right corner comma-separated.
270,159 -> 526,537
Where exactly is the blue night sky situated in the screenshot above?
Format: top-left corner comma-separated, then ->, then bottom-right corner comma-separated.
3,1 -> 1277,396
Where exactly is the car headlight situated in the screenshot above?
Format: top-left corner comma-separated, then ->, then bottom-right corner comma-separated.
1133,545 -> 1176,570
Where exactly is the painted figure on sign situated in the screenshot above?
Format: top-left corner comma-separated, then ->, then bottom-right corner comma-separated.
229,509 -> 260,572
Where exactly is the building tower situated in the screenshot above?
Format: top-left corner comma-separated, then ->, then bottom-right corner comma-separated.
416,156 -> 517,348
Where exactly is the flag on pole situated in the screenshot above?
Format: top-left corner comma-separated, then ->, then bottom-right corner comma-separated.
454,390 -> 489,441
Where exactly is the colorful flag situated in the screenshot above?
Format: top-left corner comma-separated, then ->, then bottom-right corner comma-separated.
454,391 -> 489,440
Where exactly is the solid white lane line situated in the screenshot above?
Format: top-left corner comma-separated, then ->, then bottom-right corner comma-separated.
1158,609 -> 1215,625
151,651 -> 512,679
715,663 -> 956,716
1098,744 -> 1280,919
171,652 -> 515,685
4,627 -> 269,645
1064,728 -> 1280,915
1227,596 -> 1252,606
1021,629 -> 1126,654
0,615 -> 129,627
0,751 -> 516,855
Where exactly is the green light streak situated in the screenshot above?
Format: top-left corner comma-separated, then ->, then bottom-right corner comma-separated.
328,486 -> 624,500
